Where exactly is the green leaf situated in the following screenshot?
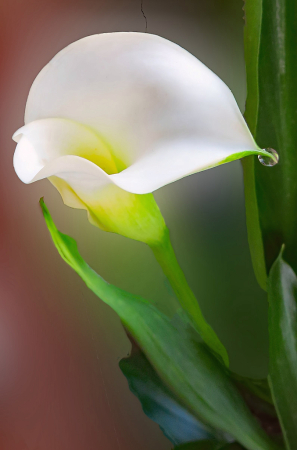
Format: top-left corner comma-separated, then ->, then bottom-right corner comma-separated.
40,198 -> 280,450
242,156 -> 267,291
242,0 -> 267,291
243,0 -> 297,283
120,350 -> 223,445
244,0 -> 262,136
268,247 -> 297,449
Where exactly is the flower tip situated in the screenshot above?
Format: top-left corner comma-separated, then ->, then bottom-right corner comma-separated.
39,197 -> 48,218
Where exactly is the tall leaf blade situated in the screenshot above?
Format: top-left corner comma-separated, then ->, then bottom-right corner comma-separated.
244,0 -> 262,135
40,199 -> 280,450
243,0 -> 297,282
242,0 -> 266,290
268,248 -> 297,449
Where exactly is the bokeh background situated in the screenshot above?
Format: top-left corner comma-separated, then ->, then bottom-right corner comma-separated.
0,0 -> 268,449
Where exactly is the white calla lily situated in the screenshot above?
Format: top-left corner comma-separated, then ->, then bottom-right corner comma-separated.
14,32 -> 274,359
13,32 -> 270,243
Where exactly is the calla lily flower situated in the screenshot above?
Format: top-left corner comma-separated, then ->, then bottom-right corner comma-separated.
13,32 -> 270,244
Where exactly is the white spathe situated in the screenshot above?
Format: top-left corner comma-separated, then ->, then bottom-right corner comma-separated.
13,33 -> 266,243
13,32 -> 262,193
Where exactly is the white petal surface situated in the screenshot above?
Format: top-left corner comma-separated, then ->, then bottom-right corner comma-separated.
14,134 -> 112,193
23,32 -> 259,194
13,118 -> 117,183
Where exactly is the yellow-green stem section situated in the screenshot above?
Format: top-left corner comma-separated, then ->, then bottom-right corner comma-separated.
150,229 -> 229,366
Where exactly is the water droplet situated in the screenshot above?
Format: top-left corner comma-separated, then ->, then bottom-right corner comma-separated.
258,148 -> 279,167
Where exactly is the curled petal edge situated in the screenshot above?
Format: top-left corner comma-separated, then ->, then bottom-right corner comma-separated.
13,121 -> 274,195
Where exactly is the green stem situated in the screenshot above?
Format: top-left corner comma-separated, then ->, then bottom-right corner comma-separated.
150,228 -> 229,366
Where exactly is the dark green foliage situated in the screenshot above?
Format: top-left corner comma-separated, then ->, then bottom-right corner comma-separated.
40,199 -> 280,450
120,351 -> 217,445
243,0 -> 297,285
268,249 -> 297,449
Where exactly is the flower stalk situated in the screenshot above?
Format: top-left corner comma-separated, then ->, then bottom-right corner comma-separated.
150,228 -> 229,366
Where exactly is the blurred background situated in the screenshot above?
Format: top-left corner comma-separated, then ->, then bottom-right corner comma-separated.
0,0 -> 268,449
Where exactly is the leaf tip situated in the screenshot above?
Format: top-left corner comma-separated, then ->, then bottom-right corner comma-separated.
39,196 -> 47,216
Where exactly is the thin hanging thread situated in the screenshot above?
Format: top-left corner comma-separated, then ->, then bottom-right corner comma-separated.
141,0 -> 148,32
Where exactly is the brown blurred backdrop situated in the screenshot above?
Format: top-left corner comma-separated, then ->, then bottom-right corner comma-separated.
0,1 -> 268,449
